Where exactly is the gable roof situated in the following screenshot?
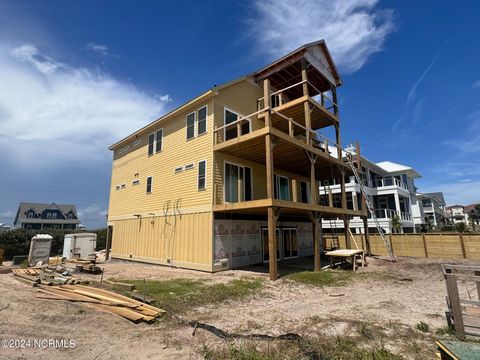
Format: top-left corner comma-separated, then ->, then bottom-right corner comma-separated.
14,202 -> 79,225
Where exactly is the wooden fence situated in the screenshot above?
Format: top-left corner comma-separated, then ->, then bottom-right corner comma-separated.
328,233 -> 480,260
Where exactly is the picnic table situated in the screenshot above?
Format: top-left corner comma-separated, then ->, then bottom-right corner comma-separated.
435,339 -> 480,360
324,249 -> 365,271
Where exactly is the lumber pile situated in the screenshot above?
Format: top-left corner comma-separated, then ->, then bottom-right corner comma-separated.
12,268 -> 42,276
36,284 -> 165,323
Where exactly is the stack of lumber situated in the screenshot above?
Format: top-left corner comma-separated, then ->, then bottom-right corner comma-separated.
36,284 -> 165,323
65,258 -> 102,274
13,268 -> 42,276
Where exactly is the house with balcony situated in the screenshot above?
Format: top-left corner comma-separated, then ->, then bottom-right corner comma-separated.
13,202 -> 80,230
319,153 -> 422,234
446,205 -> 469,225
419,192 -> 447,228
107,40 -> 366,280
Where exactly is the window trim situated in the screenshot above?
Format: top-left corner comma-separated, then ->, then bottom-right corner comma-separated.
147,132 -> 155,156
186,111 -> 196,140
197,105 -> 208,136
155,128 -> 163,153
198,160 -> 207,191
146,176 -> 153,194
223,161 -> 253,203
223,107 -> 252,141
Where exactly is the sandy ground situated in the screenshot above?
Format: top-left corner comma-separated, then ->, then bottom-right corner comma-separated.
0,256 -> 476,359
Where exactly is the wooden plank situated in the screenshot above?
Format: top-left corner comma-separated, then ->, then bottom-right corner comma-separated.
446,274 -> 465,337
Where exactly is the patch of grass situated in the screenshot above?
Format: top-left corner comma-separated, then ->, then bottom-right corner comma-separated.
415,321 -> 430,333
200,338 -> 405,360
116,277 -> 263,313
435,326 -> 455,336
284,269 -> 360,287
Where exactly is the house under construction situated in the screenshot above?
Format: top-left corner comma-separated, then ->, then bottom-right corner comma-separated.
107,40 -> 368,280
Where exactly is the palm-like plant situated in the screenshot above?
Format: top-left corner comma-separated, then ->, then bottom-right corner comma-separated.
468,204 -> 480,231
391,214 -> 402,233
455,222 -> 468,233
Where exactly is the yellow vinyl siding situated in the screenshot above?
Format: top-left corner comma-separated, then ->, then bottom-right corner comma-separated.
110,212 -> 213,271
213,79 -> 264,132
108,99 -> 214,218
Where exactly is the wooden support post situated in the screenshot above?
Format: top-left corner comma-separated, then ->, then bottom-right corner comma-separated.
267,207 -> 278,281
288,120 -> 294,137
332,86 -> 339,117
363,216 -> 371,256
307,153 -> 318,205
344,217 -> 351,248
263,79 -> 271,127
236,121 -> 242,139
105,225 -> 112,260
328,188 -> 333,207
335,124 -> 342,160
301,60 -> 312,145
445,274 -> 465,337
292,179 -> 298,202
422,233 -> 428,258
309,212 -> 322,272
459,233 -> 466,259
265,134 -> 274,199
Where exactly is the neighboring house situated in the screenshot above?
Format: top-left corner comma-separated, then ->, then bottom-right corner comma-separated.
446,205 -> 469,225
320,150 -> 423,234
13,202 -> 80,230
107,40 -> 366,278
419,192 -> 447,228
0,223 -> 11,232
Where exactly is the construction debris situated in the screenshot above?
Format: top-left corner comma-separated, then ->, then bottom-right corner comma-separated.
36,284 -> 165,323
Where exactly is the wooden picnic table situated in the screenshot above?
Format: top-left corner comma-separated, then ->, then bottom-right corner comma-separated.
324,249 -> 365,271
435,339 -> 480,360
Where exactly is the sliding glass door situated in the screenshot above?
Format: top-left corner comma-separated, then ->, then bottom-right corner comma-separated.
224,162 -> 253,203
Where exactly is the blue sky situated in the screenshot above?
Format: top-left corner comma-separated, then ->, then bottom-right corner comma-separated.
0,0 -> 479,228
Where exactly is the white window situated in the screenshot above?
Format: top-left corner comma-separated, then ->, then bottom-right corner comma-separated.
46,212 -> 52,219
198,160 -> 206,190
146,176 -> 153,194
148,133 -> 155,156
197,106 -> 207,135
224,108 -> 250,141
175,166 -> 184,173
155,129 -> 163,153
52,213 -> 57,219
186,112 -> 195,140
274,175 -> 290,201
224,162 -> 253,202
132,179 -> 140,185
185,163 -> 194,170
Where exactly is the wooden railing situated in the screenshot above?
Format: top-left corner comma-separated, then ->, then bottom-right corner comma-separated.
213,108 -> 266,145
257,80 -> 339,116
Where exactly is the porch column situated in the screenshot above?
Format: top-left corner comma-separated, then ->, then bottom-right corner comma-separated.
309,212 -> 323,272
307,152 -> 318,205
363,216 -> 371,256
267,207 -> 278,280
340,169 -> 347,210
344,216 -> 351,248
394,193 -> 401,218
301,59 -> 312,145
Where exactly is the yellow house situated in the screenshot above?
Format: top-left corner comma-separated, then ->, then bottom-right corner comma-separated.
107,40 -> 367,280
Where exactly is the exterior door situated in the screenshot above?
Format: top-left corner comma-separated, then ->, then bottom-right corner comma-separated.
262,228 -> 280,262
282,228 -> 298,259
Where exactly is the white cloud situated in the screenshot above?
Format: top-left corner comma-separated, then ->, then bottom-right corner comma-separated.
85,42 -> 119,58
251,0 -> 395,73
0,44 -> 170,167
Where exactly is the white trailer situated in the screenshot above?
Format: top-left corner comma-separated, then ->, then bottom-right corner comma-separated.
28,234 -> 53,266
62,233 -> 97,260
